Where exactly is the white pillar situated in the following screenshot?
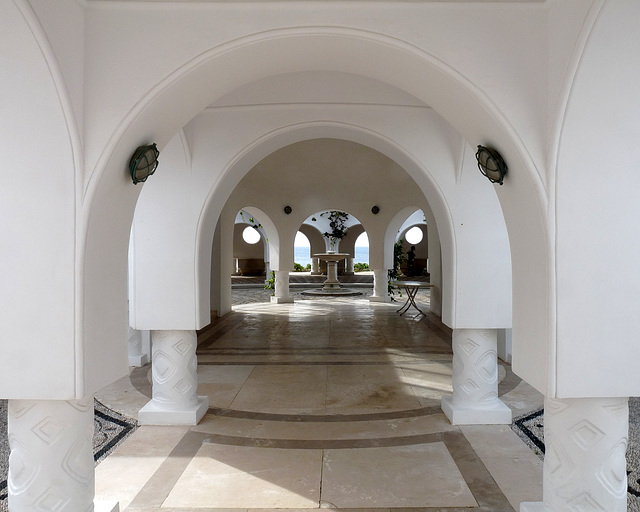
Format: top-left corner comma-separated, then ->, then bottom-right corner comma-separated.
310,257 -> 320,275
344,257 -> 355,275
442,328 -> 511,424
127,325 -> 149,367
521,397 -> 629,512
138,330 -> 209,425
369,268 -> 389,302
270,270 -> 294,303
8,398 -> 98,512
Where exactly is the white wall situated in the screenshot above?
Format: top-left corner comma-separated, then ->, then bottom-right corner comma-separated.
549,0 -> 640,397
0,1 -> 83,398
8,1 -> 636,402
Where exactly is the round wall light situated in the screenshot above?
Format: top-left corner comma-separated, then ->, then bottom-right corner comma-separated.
475,145 -> 507,186
129,143 -> 159,185
284,206 -> 292,215
242,226 -> 261,245
405,226 -> 424,245
371,205 -> 380,214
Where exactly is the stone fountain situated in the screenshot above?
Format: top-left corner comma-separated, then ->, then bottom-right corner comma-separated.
302,252 -> 362,296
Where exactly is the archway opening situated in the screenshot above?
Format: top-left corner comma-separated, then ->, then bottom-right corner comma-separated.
294,231 -> 311,272
233,210 -> 267,276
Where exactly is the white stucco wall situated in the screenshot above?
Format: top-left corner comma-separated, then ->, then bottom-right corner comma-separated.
6,0 -> 640,403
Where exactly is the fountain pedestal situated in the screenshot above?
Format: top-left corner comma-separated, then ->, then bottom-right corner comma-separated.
317,252 -> 348,290
301,252 -> 362,297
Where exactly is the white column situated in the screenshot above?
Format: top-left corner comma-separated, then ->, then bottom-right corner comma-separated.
369,268 -> 389,302
521,397 -> 629,512
442,328 -> 511,424
127,325 -> 149,367
138,330 -> 209,425
271,270 -> 294,303
8,398 -> 98,512
344,257 -> 355,275
310,257 -> 320,275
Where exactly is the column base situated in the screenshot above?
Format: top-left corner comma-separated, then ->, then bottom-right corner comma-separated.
369,296 -> 390,303
95,500 -> 120,512
441,394 -> 512,424
270,296 -> 294,304
520,503 -> 544,512
128,353 -> 149,367
138,395 -> 209,425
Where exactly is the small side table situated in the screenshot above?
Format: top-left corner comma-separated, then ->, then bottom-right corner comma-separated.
390,281 -> 434,317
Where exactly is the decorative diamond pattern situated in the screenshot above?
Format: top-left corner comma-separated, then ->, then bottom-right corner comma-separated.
460,378 -> 479,396
570,420 -> 605,451
476,350 -> 497,382
153,351 -> 176,384
596,439 -> 628,499
35,486 -> 69,512
460,338 -> 479,355
173,379 -> 193,396
567,491 -> 605,511
545,430 -> 576,485
62,438 -> 93,485
173,338 -> 192,356
32,417 -> 66,445
7,437 -> 37,493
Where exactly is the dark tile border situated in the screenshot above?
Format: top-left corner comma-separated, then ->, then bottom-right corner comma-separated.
207,406 -> 443,423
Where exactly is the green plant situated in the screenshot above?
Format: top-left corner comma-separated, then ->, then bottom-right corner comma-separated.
293,262 -> 306,272
354,262 -> 369,272
320,211 -> 349,244
388,241 -> 405,299
239,211 -> 262,229
264,271 -> 275,293
305,263 -> 311,270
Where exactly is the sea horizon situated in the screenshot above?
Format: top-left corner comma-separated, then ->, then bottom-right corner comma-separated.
294,246 -> 369,267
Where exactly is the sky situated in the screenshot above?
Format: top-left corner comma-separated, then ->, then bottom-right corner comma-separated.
295,231 -> 369,247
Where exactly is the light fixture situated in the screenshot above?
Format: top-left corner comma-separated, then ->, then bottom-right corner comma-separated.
475,145 -> 507,186
129,143 -> 159,185
284,206 -> 292,214
371,205 -> 380,214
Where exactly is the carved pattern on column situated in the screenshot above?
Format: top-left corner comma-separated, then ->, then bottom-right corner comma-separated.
8,398 -> 95,512
151,330 -> 198,409
128,325 -> 143,354
543,397 -> 628,512
451,329 -> 499,408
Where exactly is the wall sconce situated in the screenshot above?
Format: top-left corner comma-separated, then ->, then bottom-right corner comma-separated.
284,206 -> 292,214
371,205 -> 380,214
129,143 -> 159,185
475,145 -> 507,185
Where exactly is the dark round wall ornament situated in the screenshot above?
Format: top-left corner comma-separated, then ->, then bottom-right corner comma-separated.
284,206 -> 292,215
371,205 -> 380,214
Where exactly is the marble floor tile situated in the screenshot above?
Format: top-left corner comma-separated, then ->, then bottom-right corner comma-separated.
321,442 -> 477,508
482,456 -> 543,509
325,365 -> 423,413
460,424 -> 540,460
94,426 -> 190,510
197,365 -> 254,408
92,294 -> 546,512
163,444 -> 323,509
230,365 -> 328,413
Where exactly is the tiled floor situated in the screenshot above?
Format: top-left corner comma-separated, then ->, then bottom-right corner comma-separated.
95,295 -> 544,511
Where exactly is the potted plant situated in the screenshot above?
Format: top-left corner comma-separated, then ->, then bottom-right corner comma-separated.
320,210 -> 348,252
